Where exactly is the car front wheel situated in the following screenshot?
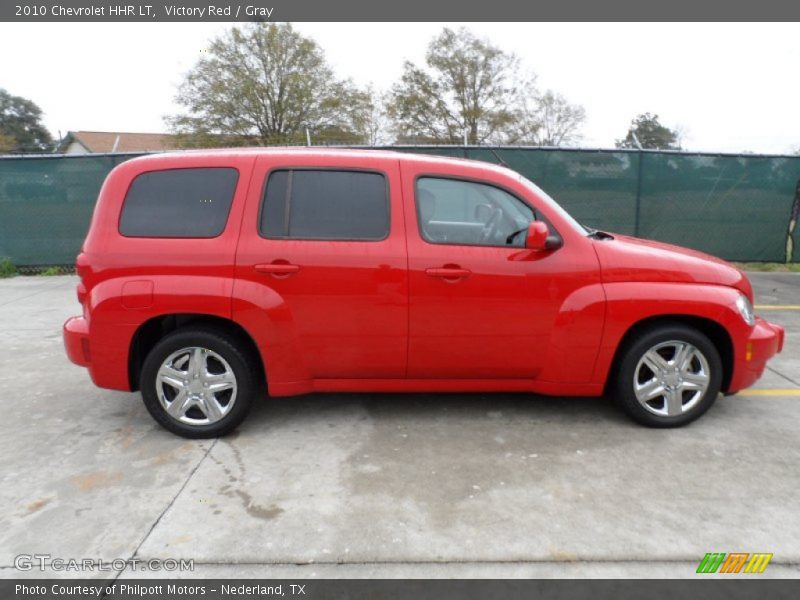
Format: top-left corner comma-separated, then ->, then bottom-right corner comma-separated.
612,324 -> 723,427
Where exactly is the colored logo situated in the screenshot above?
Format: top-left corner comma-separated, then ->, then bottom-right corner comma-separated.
696,552 -> 773,574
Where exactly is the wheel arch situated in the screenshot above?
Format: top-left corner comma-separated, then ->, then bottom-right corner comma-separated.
128,313 -> 265,392
604,314 -> 734,395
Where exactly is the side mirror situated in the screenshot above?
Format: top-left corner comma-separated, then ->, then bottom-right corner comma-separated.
525,221 -> 563,251
525,221 -> 549,250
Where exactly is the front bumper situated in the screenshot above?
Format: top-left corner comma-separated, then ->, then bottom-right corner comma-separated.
728,317 -> 785,393
63,316 -> 90,367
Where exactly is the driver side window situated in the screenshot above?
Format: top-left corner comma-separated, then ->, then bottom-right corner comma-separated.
415,177 -> 534,247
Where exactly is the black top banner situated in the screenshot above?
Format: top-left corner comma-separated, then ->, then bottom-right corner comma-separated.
2,0 -> 799,22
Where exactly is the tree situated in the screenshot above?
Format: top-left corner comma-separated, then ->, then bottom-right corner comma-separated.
0,133 -> 15,153
167,23 -> 373,146
510,90 -> 586,146
387,28 -> 585,146
617,113 -> 681,150
0,89 -> 53,153
388,28 -> 522,144
357,87 -> 392,146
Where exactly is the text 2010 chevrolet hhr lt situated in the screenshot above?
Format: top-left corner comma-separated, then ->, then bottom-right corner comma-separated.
63,149 -> 784,438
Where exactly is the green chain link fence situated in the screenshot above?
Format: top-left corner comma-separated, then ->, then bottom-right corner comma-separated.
0,153 -> 136,271
395,146 -> 800,263
1,147 -> 799,269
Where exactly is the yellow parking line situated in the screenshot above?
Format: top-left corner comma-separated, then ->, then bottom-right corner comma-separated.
740,389 -> 800,396
755,305 -> 800,310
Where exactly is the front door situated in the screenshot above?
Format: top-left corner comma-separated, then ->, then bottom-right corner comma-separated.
402,168 -> 558,379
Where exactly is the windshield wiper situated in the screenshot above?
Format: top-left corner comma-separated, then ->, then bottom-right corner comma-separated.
587,228 -> 614,240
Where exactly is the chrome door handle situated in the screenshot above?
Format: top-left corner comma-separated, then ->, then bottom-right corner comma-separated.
425,267 -> 471,279
254,263 -> 300,276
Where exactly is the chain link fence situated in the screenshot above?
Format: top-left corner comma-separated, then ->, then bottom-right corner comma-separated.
1,147 -> 799,270
391,146 -> 800,263
0,153 -> 136,272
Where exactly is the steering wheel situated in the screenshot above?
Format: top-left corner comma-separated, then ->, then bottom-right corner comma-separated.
479,207 -> 502,244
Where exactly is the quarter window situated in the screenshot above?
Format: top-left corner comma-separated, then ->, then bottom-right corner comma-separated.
415,177 -> 534,247
260,170 -> 389,240
119,167 -> 238,238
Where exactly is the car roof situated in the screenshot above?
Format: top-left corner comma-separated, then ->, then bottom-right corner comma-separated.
123,147 -> 516,179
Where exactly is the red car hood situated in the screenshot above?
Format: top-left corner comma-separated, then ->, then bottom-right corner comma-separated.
593,234 -> 753,300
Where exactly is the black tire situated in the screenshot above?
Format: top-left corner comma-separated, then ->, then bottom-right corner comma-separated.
611,324 -> 722,428
140,326 -> 261,438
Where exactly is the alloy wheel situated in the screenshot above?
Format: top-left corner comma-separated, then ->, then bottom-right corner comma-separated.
155,346 -> 238,425
633,340 -> 711,417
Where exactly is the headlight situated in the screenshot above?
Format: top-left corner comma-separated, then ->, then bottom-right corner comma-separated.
736,294 -> 755,326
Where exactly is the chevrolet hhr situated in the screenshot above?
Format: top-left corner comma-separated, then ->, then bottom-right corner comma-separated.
63,149 -> 784,438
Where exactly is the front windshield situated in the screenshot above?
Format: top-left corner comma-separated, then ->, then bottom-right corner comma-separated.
517,174 -> 588,235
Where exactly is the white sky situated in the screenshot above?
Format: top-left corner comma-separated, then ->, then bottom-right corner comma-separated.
1,22 -> 798,153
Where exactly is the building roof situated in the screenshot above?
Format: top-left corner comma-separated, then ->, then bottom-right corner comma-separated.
58,131 -> 181,153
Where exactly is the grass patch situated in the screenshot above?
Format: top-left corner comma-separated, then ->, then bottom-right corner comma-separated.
0,258 -> 17,278
733,262 -> 800,273
13,265 -> 75,276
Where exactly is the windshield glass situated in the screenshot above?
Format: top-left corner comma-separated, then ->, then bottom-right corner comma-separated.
517,174 -> 588,235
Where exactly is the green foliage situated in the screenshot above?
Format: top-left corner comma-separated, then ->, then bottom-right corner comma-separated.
0,89 -> 53,153
0,258 -> 17,278
167,23 -> 375,146
37,266 -> 61,276
617,113 -> 681,150
388,28 -> 520,144
387,28 -> 585,146
733,262 -> 800,272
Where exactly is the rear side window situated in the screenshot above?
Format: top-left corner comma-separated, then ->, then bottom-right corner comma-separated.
119,168 -> 238,238
260,170 -> 388,240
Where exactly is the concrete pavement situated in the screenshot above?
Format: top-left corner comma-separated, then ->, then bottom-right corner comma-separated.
0,273 -> 798,579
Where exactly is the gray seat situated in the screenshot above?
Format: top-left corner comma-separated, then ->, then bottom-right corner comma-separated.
417,189 -> 437,240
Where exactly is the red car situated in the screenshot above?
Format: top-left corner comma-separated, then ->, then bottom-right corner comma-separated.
63,149 -> 784,438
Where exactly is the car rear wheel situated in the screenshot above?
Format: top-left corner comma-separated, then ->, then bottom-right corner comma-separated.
612,324 -> 722,427
140,326 -> 259,438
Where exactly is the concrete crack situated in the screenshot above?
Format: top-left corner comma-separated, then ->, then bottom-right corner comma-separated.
100,438 -> 218,594
767,365 -> 800,387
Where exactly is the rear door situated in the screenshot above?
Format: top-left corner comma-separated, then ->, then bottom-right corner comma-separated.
235,154 -> 408,379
